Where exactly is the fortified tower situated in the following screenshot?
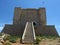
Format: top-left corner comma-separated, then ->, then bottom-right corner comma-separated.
2,7 -> 58,37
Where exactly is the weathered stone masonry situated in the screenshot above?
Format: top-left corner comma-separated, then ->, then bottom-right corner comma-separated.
1,7 -> 59,36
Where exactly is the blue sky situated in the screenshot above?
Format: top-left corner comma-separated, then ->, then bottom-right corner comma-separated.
0,0 -> 60,35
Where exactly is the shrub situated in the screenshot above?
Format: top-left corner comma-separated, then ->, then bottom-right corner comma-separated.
9,38 -> 16,43
41,36 -> 46,39
6,36 -> 17,43
0,33 -> 2,36
3,35 -> 21,43
36,36 -> 42,43
47,36 -> 57,40
58,38 -> 60,43
3,35 -> 11,41
6,43 -> 11,45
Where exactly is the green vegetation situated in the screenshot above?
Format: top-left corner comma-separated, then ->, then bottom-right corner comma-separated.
2,33 -> 59,44
36,36 -> 58,42
0,33 -> 2,36
6,43 -> 11,45
3,35 -> 21,43
36,36 -> 42,41
58,38 -> 60,43
9,38 -> 16,43
36,36 -> 42,43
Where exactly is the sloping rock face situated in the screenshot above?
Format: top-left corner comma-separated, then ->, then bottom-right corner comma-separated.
1,7 -> 59,37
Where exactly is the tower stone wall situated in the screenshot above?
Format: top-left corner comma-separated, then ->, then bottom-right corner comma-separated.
1,7 -> 59,36
13,7 -> 46,25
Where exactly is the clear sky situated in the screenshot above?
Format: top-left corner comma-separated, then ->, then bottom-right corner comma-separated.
0,0 -> 60,35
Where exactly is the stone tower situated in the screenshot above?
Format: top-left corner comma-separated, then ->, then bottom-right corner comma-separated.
1,7 -> 59,37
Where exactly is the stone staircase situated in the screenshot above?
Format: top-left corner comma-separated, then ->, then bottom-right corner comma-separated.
22,22 -> 36,43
